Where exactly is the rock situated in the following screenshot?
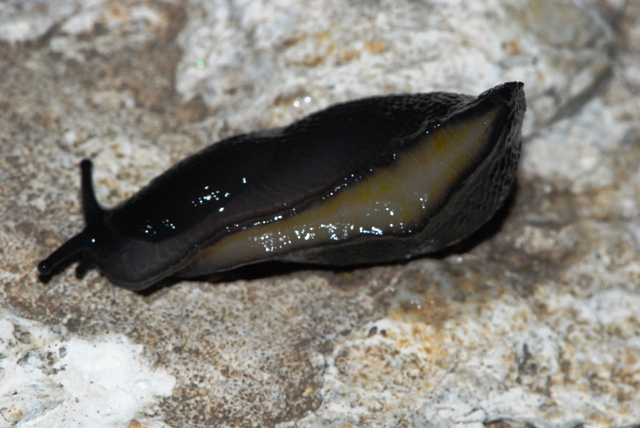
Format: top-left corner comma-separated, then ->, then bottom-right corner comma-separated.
1,0 -> 638,426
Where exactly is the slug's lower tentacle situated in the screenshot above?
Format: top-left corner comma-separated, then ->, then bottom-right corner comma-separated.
38,232 -> 89,276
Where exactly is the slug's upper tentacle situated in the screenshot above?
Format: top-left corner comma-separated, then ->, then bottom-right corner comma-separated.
80,160 -> 106,229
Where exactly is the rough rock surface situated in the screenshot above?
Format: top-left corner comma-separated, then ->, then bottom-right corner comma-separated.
1,0 -> 638,427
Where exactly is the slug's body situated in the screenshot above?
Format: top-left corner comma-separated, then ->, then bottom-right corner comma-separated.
38,82 -> 526,290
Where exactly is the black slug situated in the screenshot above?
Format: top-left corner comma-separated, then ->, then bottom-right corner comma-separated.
38,82 -> 526,290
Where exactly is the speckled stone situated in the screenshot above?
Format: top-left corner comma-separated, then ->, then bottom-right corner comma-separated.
1,0 -> 639,427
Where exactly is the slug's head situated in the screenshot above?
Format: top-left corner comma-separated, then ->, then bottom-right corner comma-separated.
38,160 -> 122,281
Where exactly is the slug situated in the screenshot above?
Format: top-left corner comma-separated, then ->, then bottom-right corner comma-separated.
38,82 -> 526,291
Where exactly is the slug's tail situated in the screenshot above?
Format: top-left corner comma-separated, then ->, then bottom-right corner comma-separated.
38,159 -> 106,278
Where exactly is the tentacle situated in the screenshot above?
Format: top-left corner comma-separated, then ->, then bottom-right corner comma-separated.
38,160 -> 105,276
80,159 -> 106,228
